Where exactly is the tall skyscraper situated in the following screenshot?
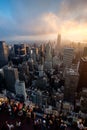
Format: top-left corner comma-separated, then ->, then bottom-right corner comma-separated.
63,48 -> 74,67
0,41 -> 9,68
45,43 -> 52,61
3,66 -> 19,92
78,57 -> 87,91
64,68 -> 79,103
40,44 -> 45,64
56,34 -> 61,55
38,64 -> 44,77
44,42 -> 52,70
57,34 -> 61,48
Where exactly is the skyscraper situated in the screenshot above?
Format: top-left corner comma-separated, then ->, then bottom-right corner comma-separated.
3,66 -> 19,92
56,34 -> 61,56
44,42 -> 52,70
57,34 -> 61,48
45,42 -> 52,61
78,57 -> 87,91
83,47 -> 87,57
0,41 -> 9,68
64,68 -> 79,103
63,48 -> 74,67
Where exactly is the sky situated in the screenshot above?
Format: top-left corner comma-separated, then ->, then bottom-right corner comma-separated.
0,0 -> 87,42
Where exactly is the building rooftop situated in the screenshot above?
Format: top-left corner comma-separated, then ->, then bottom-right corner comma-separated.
81,57 -> 87,62
3,66 -> 17,71
64,47 -> 74,50
0,41 -> 5,43
66,68 -> 79,76
82,88 -> 87,93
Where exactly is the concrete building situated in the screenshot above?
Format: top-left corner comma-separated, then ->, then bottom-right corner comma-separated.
44,43 -> 52,70
83,47 -> 87,57
38,64 -> 44,77
78,57 -> 87,91
53,56 -> 62,68
62,102 -> 74,112
3,66 -> 19,92
31,90 -> 42,106
28,58 -> 34,71
53,56 -> 59,68
0,41 -> 9,68
80,88 -> 87,113
36,90 -> 42,106
14,44 -> 26,57
64,68 -> 79,103
39,44 -> 45,64
44,61 -> 52,71
63,48 -> 74,67
15,80 -> 27,100
56,34 -> 61,55
0,69 -> 4,76
21,62 -> 29,75
31,48 -> 37,63
0,69 -> 5,91
45,43 -> 52,61
35,77 -> 47,89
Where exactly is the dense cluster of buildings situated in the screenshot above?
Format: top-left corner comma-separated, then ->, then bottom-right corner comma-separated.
0,34 -> 87,115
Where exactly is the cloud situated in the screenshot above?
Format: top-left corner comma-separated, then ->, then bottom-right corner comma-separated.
0,0 -> 87,41
60,0 -> 87,22
0,12 -> 60,39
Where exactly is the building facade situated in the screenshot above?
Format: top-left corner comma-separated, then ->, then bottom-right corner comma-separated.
56,34 -> 61,51
3,66 -> 19,92
0,41 -> 9,68
15,80 -> 27,100
64,68 -> 79,103
63,48 -> 74,67
14,44 -> 26,57
78,57 -> 87,91
44,43 -> 52,70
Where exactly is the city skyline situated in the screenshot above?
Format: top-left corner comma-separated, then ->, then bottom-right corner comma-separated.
0,0 -> 87,42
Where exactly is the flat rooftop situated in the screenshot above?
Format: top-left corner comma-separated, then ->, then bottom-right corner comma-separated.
66,68 -> 79,76
81,57 -> 87,62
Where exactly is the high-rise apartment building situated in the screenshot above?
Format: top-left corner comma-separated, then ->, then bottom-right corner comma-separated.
63,48 -> 74,67
3,66 -> 19,92
31,90 -> 42,106
78,57 -> 87,91
45,43 -> 52,61
14,44 -> 26,57
15,80 -> 27,100
38,64 -> 44,77
80,88 -> 87,113
64,68 -> 79,103
0,41 -> 9,68
44,43 -> 52,70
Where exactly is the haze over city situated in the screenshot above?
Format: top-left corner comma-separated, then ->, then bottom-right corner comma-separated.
1,0 -> 87,130
0,0 -> 87,42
